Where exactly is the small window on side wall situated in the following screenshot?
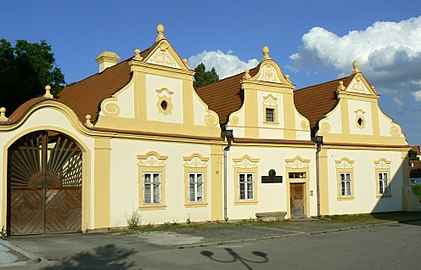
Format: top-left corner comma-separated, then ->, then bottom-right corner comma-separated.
265,108 -> 275,122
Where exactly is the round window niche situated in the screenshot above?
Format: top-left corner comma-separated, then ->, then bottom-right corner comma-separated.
160,100 -> 168,110
357,117 -> 364,127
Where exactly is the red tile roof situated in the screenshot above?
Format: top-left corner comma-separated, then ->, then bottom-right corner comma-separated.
195,66 -> 259,124
57,43 -> 158,123
410,145 -> 421,155
294,74 -> 355,131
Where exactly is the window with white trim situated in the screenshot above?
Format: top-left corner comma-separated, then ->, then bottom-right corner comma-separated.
340,172 -> 352,196
143,173 -> 161,204
188,173 -> 204,202
239,173 -> 254,200
378,172 -> 389,195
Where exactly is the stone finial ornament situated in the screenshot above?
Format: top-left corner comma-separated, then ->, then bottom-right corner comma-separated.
262,46 -> 271,60
352,60 -> 360,73
337,81 -> 346,92
85,114 -> 93,128
156,24 -> 165,41
133,49 -> 143,61
285,74 -> 291,83
243,69 -> 251,79
0,107 -> 8,121
44,85 -> 54,98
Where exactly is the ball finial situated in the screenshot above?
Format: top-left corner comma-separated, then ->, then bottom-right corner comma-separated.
156,24 -> 165,41
85,114 -> 93,127
352,60 -> 360,73
262,46 -> 270,60
157,24 -> 164,33
0,107 -> 7,121
44,85 -> 53,98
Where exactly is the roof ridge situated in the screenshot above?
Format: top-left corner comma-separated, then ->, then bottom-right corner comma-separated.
195,64 -> 259,91
295,74 -> 354,92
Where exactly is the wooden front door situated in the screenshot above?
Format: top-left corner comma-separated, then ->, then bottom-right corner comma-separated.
290,183 -> 305,218
8,131 -> 82,235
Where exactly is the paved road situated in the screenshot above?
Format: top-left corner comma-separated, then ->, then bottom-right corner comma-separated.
3,220 -> 421,269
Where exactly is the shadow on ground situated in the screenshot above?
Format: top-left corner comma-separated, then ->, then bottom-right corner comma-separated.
369,211 -> 421,226
42,244 -> 139,270
201,248 -> 268,270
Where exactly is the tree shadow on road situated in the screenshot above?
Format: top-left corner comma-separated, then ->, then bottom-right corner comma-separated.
201,248 -> 268,270
42,243 -> 139,270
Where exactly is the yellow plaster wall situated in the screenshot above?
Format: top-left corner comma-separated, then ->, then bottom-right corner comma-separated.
226,144 -> 317,220
108,137 -> 222,226
93,137 -> 111,228
325,147 -> 404,214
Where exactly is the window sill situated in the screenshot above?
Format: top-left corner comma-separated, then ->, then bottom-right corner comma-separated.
234,200 -> 259,205
377,194 -> 392,199
263,121 -> 279,125
139,205 -> 167,210
185,202 -> 208,208
337,196 -> 355,200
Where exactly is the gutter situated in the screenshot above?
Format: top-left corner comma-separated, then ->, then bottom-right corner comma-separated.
314,135 -> 323,217
223,129 -> 233,221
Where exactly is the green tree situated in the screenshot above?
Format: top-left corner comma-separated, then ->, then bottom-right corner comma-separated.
0,38 -> 65,114
193,63 -> 219,88
409,149 -> 420,160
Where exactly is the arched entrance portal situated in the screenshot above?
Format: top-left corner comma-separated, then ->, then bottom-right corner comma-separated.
7,130 -> 82,235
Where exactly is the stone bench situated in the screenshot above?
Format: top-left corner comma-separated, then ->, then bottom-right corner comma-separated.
255,211 -> 287,221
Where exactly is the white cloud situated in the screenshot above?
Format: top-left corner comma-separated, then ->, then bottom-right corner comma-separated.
188,50 -> 259,79
290,15 -> 421,106
412,90 -> 421,102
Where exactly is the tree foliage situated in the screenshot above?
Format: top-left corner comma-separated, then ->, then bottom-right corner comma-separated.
193,63 -> 219,88
409,149 -> 420,160
0,38 -> 65,114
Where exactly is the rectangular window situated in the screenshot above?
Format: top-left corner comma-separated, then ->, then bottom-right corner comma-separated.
188,173 -> 204,202
239,173 -> 254,200
143,173 -> 161,204
289,172 -> 307,179
265,108 -> 274,122
340,172 -> 352,196
378,172 -> 389,194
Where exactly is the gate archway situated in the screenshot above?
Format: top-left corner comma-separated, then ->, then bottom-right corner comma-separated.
7,130 -> 82,235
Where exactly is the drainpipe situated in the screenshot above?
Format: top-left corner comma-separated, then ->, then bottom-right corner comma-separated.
223,130 -> 233,221
314,135 -> 323,217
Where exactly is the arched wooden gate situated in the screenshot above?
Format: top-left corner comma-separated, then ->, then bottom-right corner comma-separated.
7,131 -> 82,235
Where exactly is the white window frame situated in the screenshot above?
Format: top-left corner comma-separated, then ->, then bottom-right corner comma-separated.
239,173 -> 254,200
143,172 -> 161,204
378,172 -> 389,195
340,172 -> 352,196
188,173 -> 204,202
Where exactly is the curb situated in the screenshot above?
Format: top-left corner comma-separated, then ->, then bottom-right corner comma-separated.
0,239 -> 42,268
176,220 -> 406,249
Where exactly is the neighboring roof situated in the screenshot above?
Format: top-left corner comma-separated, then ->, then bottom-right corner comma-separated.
195,66 -> 259,124
410,160 -> 421,178
410,145 -> 421,155
57,44 -> 157,123
294,74 -> 355,131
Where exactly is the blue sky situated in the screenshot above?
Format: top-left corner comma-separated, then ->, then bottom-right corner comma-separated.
1,0 -> 420,146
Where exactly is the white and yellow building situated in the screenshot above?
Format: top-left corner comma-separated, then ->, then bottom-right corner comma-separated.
0,25 -> 414,235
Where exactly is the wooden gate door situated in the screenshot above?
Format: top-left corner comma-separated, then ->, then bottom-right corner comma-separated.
8,131 -> 82,235
290,183 -> 305,218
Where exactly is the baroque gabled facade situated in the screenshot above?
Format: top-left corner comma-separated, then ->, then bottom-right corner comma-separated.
0,25 -> 417,235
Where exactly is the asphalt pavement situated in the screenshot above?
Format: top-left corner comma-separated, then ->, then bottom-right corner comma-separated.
2,218 -> 421,269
